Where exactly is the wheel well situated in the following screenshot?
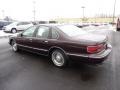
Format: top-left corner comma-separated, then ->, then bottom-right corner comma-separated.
49,47 -> 69,66
11,28 -> 16,31
11,28 -> 17,33
11,28 -> 16,30
10,39 -> 14,45
49,47 -> 66,56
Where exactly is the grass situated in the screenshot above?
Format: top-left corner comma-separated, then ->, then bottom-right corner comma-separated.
52,17 -> 117,23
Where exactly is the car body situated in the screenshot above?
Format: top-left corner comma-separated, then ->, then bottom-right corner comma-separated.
0,20 -> 12,30
3,21 -> 33,33
75,23 -> 90,28
117,18 -> 120,31
9,24 -> 112,67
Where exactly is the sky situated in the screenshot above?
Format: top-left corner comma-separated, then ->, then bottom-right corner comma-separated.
0,0 -> 119,21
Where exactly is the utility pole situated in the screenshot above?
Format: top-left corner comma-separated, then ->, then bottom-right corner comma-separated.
33,1 -> 36,21
113,0 -> 116,23
2,10 -> 5,19
81,6 -> 85,21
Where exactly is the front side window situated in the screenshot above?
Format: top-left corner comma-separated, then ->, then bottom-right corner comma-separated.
36,26 -> 50,39
22,26 -> 36,37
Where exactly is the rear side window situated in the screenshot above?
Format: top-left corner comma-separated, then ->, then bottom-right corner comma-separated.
36,26 -> 50,39
51,29 -> 59,39
17,22 -> 24,25
17,22 -> 31,25
23,22 -> 31,25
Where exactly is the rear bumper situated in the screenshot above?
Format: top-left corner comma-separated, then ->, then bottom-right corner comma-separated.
67,44 -> 112,63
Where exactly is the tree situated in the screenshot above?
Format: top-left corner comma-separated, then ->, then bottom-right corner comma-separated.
4,16 -> 13,21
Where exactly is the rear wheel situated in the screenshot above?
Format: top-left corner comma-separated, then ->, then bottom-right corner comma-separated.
11,28 -> 17,33
11,40 -> 18,52
51,49 -> 68,67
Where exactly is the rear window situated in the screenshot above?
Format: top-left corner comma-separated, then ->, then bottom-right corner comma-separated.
58,25 -> 87,37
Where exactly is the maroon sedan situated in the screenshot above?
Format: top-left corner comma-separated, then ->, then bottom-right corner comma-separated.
9,24 -> 112,67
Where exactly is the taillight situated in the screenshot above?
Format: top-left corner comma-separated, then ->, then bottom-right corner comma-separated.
87,44 -> 105,53
87,46 -> 98,53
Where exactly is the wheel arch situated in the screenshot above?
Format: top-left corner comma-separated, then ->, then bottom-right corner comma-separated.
10,38 -> 15,45
11,28 -> 16,30
11,28 -> 17,32
49,46 -> 70,67
48,46 -> 67,56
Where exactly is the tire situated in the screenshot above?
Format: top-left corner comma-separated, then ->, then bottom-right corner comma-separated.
51,49 -> 68,67
11,40 -> 18,52
11,28 -> 17,33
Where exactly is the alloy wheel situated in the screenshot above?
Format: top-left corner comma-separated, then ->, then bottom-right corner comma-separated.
52,50 -> 65,67
12,41 -> 18,52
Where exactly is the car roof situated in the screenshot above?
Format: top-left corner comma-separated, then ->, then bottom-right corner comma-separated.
38,24 -> 61,26
37,24 -> 75,27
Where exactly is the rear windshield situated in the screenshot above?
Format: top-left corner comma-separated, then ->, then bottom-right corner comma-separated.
58,25 -> 87,37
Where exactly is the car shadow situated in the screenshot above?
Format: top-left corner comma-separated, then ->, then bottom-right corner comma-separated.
14,50 -> 109,82
68,62 -> 104,81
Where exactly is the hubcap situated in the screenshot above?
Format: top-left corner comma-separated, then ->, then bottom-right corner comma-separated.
52,51 -> 64,66
12,42 -> 17,51
12,29 -> 16,33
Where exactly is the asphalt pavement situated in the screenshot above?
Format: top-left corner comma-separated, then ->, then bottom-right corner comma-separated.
0,30 -> 120,90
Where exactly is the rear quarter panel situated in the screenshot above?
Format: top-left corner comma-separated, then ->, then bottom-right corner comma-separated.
48,39 -> 87,55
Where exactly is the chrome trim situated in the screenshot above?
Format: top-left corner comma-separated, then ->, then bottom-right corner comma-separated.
66,53 -> 89,58
49,46 -> 67,54
89,49 -> 111,59
17,44 -> 48,52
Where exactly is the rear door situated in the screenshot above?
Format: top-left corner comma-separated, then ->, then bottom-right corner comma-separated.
31,26 -> 51,55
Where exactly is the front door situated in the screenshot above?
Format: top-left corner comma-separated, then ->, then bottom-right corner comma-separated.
16,26 -> 37,51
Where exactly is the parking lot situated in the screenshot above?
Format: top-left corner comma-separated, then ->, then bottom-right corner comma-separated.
0,27 -> 120,90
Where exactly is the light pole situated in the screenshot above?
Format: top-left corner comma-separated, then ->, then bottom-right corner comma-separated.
113,0 -> 116,23
33,1 -> 36,21
2,10 -> 5,19
81,6 -> 85,21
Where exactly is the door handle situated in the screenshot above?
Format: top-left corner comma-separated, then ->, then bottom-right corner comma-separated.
29,39 -> 32,40
29,39 -> 33,42
44,40 -> 48,43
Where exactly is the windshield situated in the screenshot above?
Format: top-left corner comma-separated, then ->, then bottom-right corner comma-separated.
58,25 -> 87,37
7,22 -> 18,27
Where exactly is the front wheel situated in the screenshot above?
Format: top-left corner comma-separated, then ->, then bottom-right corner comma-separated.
51,50 -> 68,67
11,40 -> 18,52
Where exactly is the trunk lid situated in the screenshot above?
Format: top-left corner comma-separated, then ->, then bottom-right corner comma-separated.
72,33 -> 107,45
